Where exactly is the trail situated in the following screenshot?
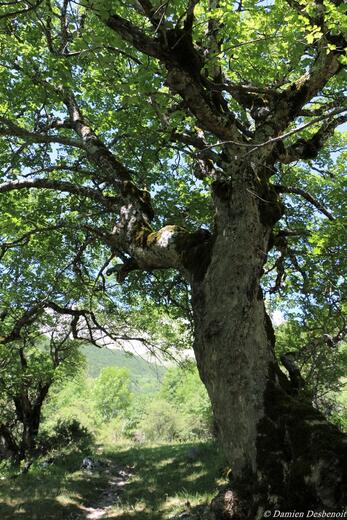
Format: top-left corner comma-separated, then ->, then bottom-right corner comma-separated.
79,464 -> 134,519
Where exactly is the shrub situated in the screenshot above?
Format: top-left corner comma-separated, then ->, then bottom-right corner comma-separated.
139,399 -> 185,442
38,418 -> 94,454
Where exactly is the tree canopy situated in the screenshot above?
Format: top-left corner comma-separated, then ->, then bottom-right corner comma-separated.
0,0 -> 345,327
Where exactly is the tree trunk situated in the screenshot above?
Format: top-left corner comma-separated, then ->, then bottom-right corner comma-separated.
14,385 -> 49,461
191,167 -> 347,516
21,411 -> 40,460
0,424 -> 19,460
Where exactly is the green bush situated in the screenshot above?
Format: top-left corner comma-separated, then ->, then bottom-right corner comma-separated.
96,417 -> 131,445
38,418 -> 94,454
138,399 -> 185,442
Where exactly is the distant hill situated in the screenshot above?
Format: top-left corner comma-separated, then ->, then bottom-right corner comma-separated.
81,344 -> 166,392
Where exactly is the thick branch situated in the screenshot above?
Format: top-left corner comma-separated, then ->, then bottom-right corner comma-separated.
277,113 -> 347,164
0,117 -> 85,149
299,96 -> 347,117
170,131 -> 221,163
137,0 -> 166,28
0,222 -> 115,261
0,305 -> 44,344
165,68 -> 242,141
107,225 -> 212,282
204,0 -> 223,82
276,3 -> 346,128
105,14 -> 243,142
0,179 -> 119,211
280,351 -> 306,392
105,14 -> 165,59
63,91 -> 154,226
45,301 -> 155,349
64,45 -> 143,65
206,108 -> 347,156
0,94 -> 210,278
0,0 -> 43,20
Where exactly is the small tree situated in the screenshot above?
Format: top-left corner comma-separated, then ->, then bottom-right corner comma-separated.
42,369 -> 95,431
94,367 -> 132,422
0,319 -> 83,463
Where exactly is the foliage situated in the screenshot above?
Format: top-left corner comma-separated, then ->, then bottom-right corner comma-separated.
94,367 -> 132,422
335,383 -> 347,431
160,365 -> 213,439
266,138 -> 347,319
0,2 -> 346,507
40,351 -> 213,444
263,136 -> 347,424
38,418 -> 94,455
138,398 -> 185,442
0,0 -> 344,344
0,0 -> 345,403
275,322 -> 347,427
95,363 -> 213,442
121,392 -> 154,439
42,370 -> 96,432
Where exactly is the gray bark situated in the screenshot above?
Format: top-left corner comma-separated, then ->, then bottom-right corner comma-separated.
192,165 -> 275,476
188,164 -> 347,517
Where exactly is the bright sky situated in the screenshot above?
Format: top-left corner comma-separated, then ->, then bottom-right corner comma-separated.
272,309 -> 285,326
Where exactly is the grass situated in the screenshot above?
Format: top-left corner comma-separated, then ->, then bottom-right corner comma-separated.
0,441 -> 227,519
0,451 -> 109,519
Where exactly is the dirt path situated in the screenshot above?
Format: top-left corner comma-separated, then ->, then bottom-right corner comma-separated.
79,464 -> 134,519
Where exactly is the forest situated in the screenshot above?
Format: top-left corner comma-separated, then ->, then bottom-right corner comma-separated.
0,0 -> 346,518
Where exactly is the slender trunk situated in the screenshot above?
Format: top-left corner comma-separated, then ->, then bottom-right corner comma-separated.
190,166 -> 347,516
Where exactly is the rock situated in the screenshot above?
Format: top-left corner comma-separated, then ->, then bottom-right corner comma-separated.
21,460 -> 33,474
81,457 -> 97,471
169,507 -> 212,520
169,503 -> 212,520
0,440 -> 11,460
118,468 -> 132,478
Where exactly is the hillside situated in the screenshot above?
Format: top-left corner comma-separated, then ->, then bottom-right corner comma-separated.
81,344 -> 166,392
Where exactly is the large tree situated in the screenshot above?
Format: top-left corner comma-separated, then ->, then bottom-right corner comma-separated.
0,0 -> 346,515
